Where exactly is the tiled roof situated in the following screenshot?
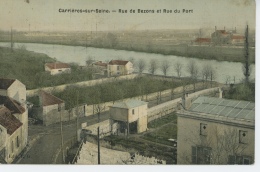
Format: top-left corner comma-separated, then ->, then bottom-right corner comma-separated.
216,30 -> 228,34
39,91 -> 64,106
0,78 -> 15,89
94,61 -> 108,67
194,38 -> 211,43
189,96 -> 255,122
108,60 -> 129,65
0,106 -> 22,135
45,62 -> 70,69
0,96 -> 25,114
112,99 -> 147,109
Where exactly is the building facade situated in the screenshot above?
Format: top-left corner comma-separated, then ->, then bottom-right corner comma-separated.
107,60 -> 133,77
110,99 -> 148,135
45,62 -> 71,75
177,96 -> 254,165
0,78 -> 28,163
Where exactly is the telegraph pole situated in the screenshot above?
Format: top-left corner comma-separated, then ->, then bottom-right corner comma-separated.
76,91 -> 79,141
59,105 -> 65,163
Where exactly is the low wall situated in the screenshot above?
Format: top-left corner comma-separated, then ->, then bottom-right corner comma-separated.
81,119 -> 120,138
85,82 -> 212,117
31,104 -> 87,126
26,74 -> 139,97
147,87 -> 221,122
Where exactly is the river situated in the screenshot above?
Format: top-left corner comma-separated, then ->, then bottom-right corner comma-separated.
0,42 -> 255,84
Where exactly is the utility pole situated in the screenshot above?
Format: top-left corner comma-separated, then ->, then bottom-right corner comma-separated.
244,24 -> 250,84
97,110 -> 100,164
10,27 -> 13,52
59,104 -> 65,163
76,91 -> 79,142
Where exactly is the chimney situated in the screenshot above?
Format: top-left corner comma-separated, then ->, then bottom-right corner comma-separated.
224,26 -> 225,30
235,27 -> 236,33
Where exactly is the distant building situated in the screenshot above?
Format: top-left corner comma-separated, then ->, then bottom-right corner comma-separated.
107,60 -> 133,77
45,62 -> 71,75
110,99 -> 148,135
92,61 -> 108,76
211,26 -> 244,45
0,78 -> 28,163
193,38 -> 211,45
177,96 -> 255,164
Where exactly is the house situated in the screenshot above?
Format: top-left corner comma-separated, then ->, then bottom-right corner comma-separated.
92,61 -> 108,76
0,95 -> 28,163
230,35 -> 244,45
38,91 -> 65,126
45,62 -> 71,75
110,99 -> 148,135
176,96 -> 255,164
0,78 -> 26,103
107,60 -> 133,77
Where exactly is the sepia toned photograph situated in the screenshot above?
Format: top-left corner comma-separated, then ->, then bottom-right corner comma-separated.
0,0 -> 257,168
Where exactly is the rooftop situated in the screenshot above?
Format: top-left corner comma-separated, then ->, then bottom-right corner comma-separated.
111,99 -> 147,109
0,78 -> 15,89
108,60 -> 130,65
39,91 -> 64,106
189,96 -> 255,122
45,62 -> 70,69
0,96 -> 25,114
0,106 -> 23,135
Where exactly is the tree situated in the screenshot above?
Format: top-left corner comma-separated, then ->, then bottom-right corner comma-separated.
201,64 -> 211,88
174,61 -> 183,78
149,59 -> 158,75
243,25 -> 250,84
136,59 -> 146,74
161,60 -> 170,76
106,33 -> 118,48
187,60 -> 199,92
86,56 -> 94,66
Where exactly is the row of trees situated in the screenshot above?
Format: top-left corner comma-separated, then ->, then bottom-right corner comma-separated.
130,58 -> 216,89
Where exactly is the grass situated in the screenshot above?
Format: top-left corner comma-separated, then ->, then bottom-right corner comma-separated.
148,113 -> 177,128
142,124 -> 177,146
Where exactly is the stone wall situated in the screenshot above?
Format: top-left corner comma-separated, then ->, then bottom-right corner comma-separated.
26,74 -> 139,97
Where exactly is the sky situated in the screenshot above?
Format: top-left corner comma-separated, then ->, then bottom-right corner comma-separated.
0,0 -> 256,32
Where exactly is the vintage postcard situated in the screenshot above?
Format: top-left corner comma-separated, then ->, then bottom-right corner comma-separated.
0,0 -> 257,169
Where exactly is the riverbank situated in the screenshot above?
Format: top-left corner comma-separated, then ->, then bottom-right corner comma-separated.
0,29 -> 255,64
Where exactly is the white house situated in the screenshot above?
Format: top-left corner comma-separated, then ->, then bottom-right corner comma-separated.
38,90 -> 65,126
110,99 -> 148,135
0,78 -> 26,103
45,62 -> 71,75
107,60 -> 133,77
0,96 -> 28,163
176,96 -> 255,165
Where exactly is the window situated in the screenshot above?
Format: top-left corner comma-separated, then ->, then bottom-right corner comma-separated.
192,146 -> 211,164
239,130 -> 248,144
16,136 -> 19,148
132,109 -> 135,115
200,123 -> 207,136
58,104 -> 62,111
117,66 -> 120,70
228,155 -> 252,165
